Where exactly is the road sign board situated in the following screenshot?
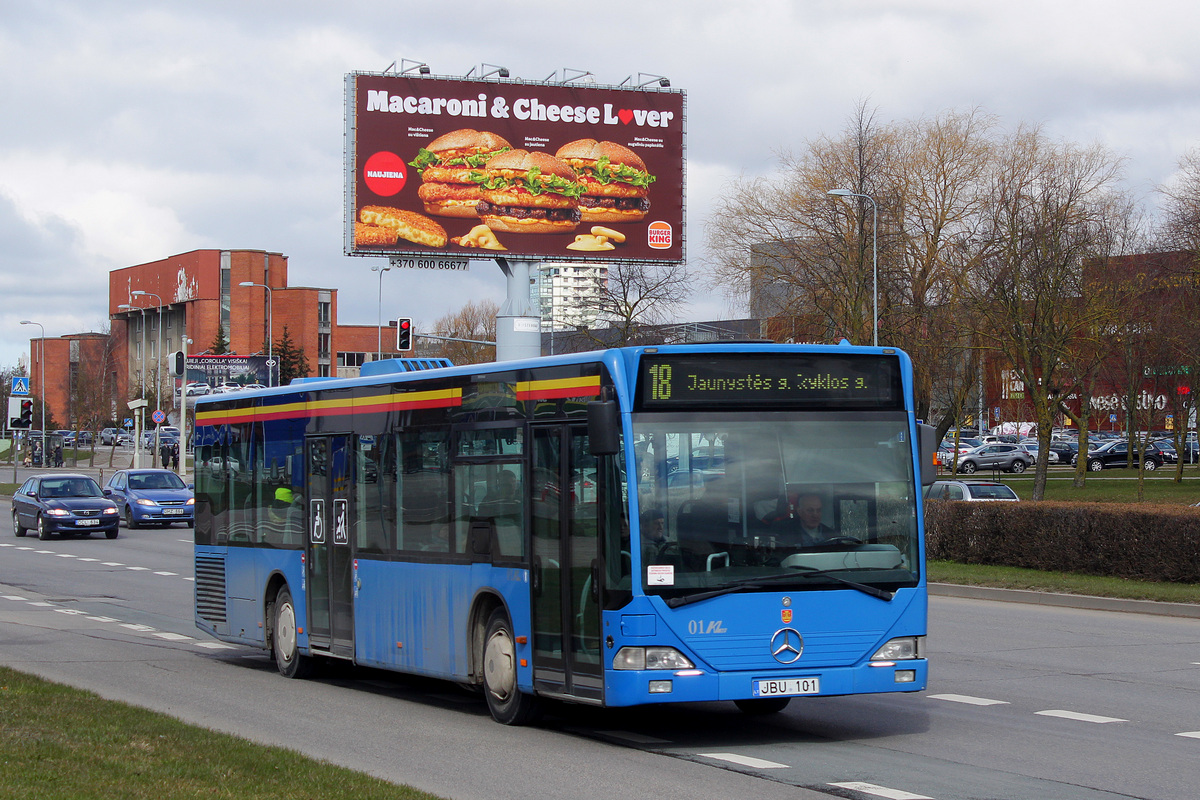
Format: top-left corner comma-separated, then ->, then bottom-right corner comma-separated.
124,418 -> 134,429
11,377 -> 29,396
152,410 -> 167,424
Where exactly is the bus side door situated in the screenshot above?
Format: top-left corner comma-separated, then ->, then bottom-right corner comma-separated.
305,435 -> 354,658
530,424 -> 603,703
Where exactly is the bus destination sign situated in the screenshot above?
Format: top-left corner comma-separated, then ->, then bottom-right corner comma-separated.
638,353 -> 904,410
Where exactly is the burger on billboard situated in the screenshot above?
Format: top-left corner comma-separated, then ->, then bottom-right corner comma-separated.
345,72 -> 685,264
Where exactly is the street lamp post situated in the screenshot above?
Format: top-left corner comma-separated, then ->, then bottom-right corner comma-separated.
371,262 -> 391,361
238,282 -> 274,386
118,303 -> 147,468
19,320 -> 45,466
130,291 -> 163,414
827,188 -> 879,347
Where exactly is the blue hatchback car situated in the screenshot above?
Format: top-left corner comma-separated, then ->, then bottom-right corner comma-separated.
103,469 -> 195,528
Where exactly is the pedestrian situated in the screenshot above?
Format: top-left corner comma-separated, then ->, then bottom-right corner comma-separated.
54,445 -> 63,467
171,442 -> 180,471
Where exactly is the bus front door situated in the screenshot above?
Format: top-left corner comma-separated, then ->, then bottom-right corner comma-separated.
530,425 -> 603,703
305,436 -> 354,659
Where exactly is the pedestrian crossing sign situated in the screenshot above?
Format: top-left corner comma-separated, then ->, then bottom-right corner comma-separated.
11,377 -> 29,396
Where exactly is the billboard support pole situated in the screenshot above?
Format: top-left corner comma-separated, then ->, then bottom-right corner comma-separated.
495,258 -> 541,362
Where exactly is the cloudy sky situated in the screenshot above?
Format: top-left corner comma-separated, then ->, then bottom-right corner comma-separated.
2,0 -> 1198,369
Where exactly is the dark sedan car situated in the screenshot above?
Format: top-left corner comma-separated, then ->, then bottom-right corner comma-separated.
103,469 -> 195,528
1076,439 -> 1165,472
12,474 -> 120,540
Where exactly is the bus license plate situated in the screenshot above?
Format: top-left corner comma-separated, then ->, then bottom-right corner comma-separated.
76,519 -> 100,526
754,678 -> 820,697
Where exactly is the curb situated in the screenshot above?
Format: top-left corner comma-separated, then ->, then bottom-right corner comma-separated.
930,582 -> 1200,619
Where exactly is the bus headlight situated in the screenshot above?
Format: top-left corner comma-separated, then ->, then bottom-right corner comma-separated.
613,646 -> 695,670
871,636 -> 924,661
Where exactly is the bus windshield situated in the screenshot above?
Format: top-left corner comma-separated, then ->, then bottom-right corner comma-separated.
632,412 -> 920,596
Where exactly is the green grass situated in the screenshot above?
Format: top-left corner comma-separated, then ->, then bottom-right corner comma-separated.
0,666 -> 441,800
928,560 -> 1200,604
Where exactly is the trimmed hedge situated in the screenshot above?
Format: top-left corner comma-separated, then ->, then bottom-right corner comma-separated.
925,500 -> 1200,583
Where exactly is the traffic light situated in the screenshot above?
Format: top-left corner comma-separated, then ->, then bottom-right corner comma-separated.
397,317 -> 413,352
170,350 -> 185,377
11,398 -> 34,429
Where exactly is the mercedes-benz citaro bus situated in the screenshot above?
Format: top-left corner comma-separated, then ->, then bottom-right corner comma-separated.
193,342 -> 936,724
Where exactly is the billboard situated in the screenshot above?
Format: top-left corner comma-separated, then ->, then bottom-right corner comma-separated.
345,72 -> 685,264
184,355 -> 274,387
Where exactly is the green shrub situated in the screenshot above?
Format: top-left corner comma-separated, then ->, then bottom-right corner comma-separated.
925,500 -> 1200,583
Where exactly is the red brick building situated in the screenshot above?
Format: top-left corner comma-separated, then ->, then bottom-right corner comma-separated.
24,248 -> 413,429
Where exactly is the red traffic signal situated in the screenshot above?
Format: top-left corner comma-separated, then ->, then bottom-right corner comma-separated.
397,317 -> 413,352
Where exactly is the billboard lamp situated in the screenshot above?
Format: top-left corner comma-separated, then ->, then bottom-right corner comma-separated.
468,63 -> 510,80
399,59 -> 430,76
620,73 -> 671,88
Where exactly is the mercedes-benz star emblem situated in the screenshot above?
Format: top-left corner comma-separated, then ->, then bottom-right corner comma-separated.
770,627 -> 804,664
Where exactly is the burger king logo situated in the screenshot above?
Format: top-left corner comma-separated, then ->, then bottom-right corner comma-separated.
647,220 -> 672,249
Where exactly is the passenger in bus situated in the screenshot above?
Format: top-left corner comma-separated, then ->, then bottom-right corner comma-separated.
483,469 -> 518,504
640,508 -> 667,563
769,491 -> 835,547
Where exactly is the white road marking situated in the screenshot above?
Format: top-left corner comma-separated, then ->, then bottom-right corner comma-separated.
152,632 -> 193,641
102,562 -> 124,566
697,752 -> 788,769
183,577 -> 194,581
154,571 -> 177,576
928,693 -> 1009,706
829,782 -> 933,799
27,601 -> 54,607
55,553 -> 77,558
34,550 -> 54,554
599,731 -> 672,745
2,595 -> 28,601
194,641 -> 236,650
120,623 -> 156,632
77,558 -> 99,562
87,616 -> 119,623
126,566 -> 150,571
1176,731 -> 1200,739
1036,710 -> 1127,724
15,546 -> 35,550
54,609 -> 87,616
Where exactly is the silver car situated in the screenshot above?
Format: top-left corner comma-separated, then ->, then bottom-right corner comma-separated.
954,444 -> 1033,475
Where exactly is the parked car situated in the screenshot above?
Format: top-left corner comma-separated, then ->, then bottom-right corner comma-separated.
11,473 -> 120,540
1075,439 -> 1165,472
954,443 -> 1033,475
1019,440 -> 1058,464
924,480 -> 1019,501
185,383 -> 211,396
1153,439 -> 1179,464
100,427 -> 133,446
103,469 -> 195,529
1046,439 -> 1079,464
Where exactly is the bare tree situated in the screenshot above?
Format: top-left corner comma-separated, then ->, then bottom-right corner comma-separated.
967,125 -> 1131,499
429,299 -> 498,365
574,261 -> 693,347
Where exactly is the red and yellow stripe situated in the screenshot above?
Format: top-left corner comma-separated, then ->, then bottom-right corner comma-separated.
514,376 -> 601,401
195,387 -> 463,427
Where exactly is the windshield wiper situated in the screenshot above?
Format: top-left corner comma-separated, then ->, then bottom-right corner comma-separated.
663,568 -> 894,608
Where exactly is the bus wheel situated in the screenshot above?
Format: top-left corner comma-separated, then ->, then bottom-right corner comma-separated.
735,697 -> 791,715
272,586 -> 313,679
482,609 -> 541,725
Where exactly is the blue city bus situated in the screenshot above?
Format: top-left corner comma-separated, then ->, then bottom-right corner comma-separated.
193,342 -> 936,724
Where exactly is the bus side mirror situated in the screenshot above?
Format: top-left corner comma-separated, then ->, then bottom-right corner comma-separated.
918,424 -> 938,486
587,401 -> 620,456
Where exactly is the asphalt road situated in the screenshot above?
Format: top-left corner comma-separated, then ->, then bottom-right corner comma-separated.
1,522 -> 1198,800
